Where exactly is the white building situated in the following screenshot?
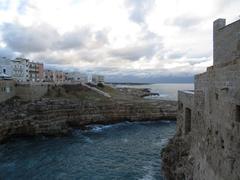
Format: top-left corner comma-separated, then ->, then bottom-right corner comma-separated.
11,58 -> 30,82
0,57 -> 13,77
65,72 -> 88,83
92,74 -> 104,84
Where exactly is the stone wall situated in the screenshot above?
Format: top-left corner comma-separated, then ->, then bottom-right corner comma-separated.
177,90 -> 194,135
0,80 -> 16,103
162,17 -> 240,180
162,58 -> 240,180
213,19 -> 240,65
191,58 -> 240,180
15,83 -> 48,101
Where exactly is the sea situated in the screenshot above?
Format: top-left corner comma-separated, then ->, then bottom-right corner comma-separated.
116,83 -> 194,100
0,83 -> 191,180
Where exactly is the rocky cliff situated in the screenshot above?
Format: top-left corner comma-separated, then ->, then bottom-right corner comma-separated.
0,84 -> 177,143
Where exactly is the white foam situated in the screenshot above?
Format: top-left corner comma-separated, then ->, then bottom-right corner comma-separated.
161,120 -> 171,123
138,164 -> 155,180
89,124 -> 114,133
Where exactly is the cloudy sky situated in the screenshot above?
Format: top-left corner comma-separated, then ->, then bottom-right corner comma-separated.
0,0 -> 239,82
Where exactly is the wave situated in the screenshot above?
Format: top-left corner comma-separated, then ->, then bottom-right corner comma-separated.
144,94 -> 169,100
72,130 -> 93,143
87,124 -> 115,133
161,120 -> 171,123
138,163 -> 155,180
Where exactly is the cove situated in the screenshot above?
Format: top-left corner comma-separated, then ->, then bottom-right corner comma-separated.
0,121 -> 175,180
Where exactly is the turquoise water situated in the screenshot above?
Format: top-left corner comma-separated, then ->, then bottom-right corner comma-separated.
0,121 -> 176,180
116,83 -> 194,100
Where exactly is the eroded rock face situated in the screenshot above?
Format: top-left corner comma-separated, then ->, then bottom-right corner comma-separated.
0,98 -> 177,143
161,134 -> 193,180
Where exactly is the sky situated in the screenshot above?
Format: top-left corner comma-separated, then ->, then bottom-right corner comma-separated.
0,0 -> 239,83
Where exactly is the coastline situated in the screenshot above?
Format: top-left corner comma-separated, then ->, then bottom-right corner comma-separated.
0,84 -> 177,143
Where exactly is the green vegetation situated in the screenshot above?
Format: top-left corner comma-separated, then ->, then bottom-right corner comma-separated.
44,84 -> 110,102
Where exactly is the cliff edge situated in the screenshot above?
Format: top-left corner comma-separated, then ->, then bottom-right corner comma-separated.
0,84 -> 177,143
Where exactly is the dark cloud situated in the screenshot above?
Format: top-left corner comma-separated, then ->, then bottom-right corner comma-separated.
56,27 -> 91,50
125,0 -> 155,24
106,73 -> 194,83
166,16 -> 203,29
1,23 -> 109,54
0,47 -> 17,58
1,23 -> 58,53
110,29 -> 162,61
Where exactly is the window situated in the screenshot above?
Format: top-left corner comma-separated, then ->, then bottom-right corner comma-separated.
236,105 -> 240,122
215,93 -> 219,100
178,102 -> 183,111
6,87 -> 10,93
185,108 -> 192,134
3,68 -> 6,74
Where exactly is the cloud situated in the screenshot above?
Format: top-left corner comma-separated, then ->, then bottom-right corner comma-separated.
1,23 -> 109,54
0,0 -> 10,10
109,30 -> 162,61
1,23 -> 58,53
105,74 -> 194,83
0,0 -> 239,83
216,0 -> 240,12
56,27 -> 91,50
77,49 -> 106,62
166,15 -> 204,29
110,43 -> 158,61
0,47 -> 17,58
17,0 -> 29,14
93,29 -> 109,47
125,0 -> 155,24
165,51 -> 185,59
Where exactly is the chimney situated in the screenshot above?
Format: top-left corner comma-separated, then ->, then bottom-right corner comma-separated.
213,18 -> 226,32
213,18 -> 226,64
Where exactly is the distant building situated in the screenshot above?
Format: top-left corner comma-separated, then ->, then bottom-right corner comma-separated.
44,70 -> 65,83
29,62 -> 44,82
92,74 -> 104,84
11,58 -> 29,82
65,72 -> 88,83
54,71 -> 65,83
44,69 -> 55,82
0,57 -> 13,77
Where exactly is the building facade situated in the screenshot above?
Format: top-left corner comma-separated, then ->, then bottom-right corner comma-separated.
29,62 -> 44,82
11,58 -> 29,82
0,57 -> 13,77
176,18 -> 240,180
65,72 -> 88,83
54,71 -> 65,83
213,18 -> 240,65
44,70 -> 65,83
44,69 -> 55,82
92,74 -> 104,84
